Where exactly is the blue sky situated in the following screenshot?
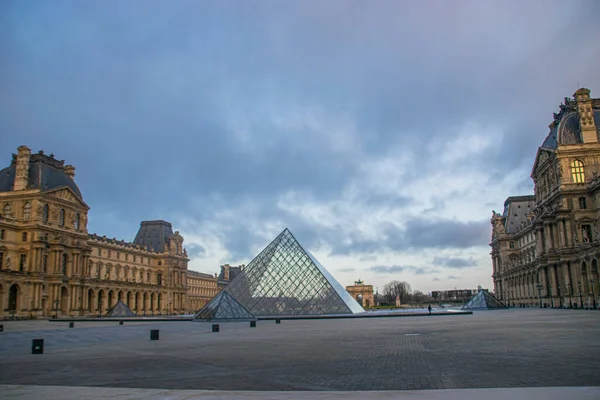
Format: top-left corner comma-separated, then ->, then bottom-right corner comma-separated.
1,1 -> 599,293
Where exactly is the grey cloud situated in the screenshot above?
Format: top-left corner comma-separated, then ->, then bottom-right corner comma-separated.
432,256 -> 477,269
338,267 -> 356,273
403,219 -> 490,250
447,275 -> 461,280
368,265 -> 439,276
432,277 -> 440,281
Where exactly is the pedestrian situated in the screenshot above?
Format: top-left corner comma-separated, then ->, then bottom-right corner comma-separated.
428,304 -> 432,315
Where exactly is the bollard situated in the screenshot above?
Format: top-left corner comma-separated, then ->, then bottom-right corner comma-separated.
0,325 -> 3,332
119,320 -> 124,325
32,339 -> 44,354
275,319 -> 281,324
212,324 -> 219,332
150,330 -> 159,340
69,322 -> 74,328
250,320 -> 256,328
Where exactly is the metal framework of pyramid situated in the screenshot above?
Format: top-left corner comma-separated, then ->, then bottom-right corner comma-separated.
462,290 -> 508,310
206,228 -> 364,318
194,290 -> 256,321
105,300 -> 136,317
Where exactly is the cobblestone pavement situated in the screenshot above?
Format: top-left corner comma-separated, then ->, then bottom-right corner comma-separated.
0,309 -> 599,391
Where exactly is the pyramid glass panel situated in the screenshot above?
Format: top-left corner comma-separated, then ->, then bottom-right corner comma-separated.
222,228 -> 365,317
194,290 -> 255,321
462,290 -> 508,310
105,300 -> 136,317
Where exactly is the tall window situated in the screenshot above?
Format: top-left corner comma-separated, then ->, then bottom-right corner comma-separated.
108,250 -> 111,258
23,202 -> 31,221
0,252 -> 3,269
579,197 -> 587,209
59,209 -> 65,226
20,254 -> 26,272
509,241 -> 515,249
157,273 -> 162,285
3,204 -> 11,218
582,225 -> 593,243
42,255 -> 48,273
62,254 -> 68,275
42,204 -> 49,223
98,248 -> 102,256
75,213 -> 80,230
0,229 -> 4,240
22,232 -> 28,242
571,160 -> 585,183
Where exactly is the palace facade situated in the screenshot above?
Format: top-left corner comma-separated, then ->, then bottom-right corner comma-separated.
0,146 -> 219,318
491,88 -> 600,308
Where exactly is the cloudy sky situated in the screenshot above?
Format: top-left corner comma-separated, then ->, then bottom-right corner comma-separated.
1,1 -> 599,294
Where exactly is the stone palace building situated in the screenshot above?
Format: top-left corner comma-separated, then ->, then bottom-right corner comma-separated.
491,88 -> 600,308
0,146 -> 219,318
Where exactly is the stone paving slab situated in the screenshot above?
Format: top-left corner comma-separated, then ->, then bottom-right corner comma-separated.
2,385 -> 600,400
0,310 -> 599,391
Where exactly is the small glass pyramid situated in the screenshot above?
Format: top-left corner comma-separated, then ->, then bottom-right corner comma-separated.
462,290 -> 508,310
105,300 -> 136,317
208,228 -> 364,317
194,290 -> 256,321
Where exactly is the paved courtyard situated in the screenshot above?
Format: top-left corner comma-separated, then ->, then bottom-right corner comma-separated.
0,309 -> 599,391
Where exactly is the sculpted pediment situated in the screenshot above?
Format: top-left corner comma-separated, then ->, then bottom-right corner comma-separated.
45,187 -> 89,208
531,148 -> 555,178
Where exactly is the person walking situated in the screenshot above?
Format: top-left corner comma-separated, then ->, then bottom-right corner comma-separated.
428,304 -> 432,315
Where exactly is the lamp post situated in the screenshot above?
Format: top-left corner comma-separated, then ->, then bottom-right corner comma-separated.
549,284 -> 554,308
53,299 -> 59,319
567,282 -> 573,309
536,284 -> 543,308
590,279 -> 597,309
578,281 -> 583,308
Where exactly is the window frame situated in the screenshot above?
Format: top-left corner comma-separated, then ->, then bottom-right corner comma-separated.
570,159 -> 585,183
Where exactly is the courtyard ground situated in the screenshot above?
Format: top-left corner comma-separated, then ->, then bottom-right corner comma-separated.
0,309 -> 599,392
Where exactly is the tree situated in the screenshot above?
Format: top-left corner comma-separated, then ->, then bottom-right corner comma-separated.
383,280 -> 412,304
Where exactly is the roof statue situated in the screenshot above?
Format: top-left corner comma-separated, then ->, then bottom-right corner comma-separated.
194,290 -> 255,321
462,290 -> 508,310
105,300 -> 136,317
197,228 -> 364,319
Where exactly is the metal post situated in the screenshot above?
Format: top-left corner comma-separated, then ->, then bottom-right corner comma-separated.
591,279 -> 597,309
54,299 -> 59,319
549,284 -> 554,308
558,285 -> 563,308
578,281 -> 584,308
567,283 -> 573,309
537,284 -> 543,308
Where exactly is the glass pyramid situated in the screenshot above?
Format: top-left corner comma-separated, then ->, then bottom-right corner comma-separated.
462,290 -> 508,310
194,290 -> 256,321
105,300 -> 136,317
217,228 -> 364,317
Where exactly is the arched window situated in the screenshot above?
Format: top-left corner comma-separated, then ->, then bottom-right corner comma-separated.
3,204 -> 11,218
571,160 -> 585,183
42,204 -> 49,223
59,209 -> 65,226
23,202 -> 31,221
75,213 -> 80,230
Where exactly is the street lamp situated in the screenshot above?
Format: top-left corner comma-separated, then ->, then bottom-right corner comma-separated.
567,282 -> 573,309
54,299 -> 59,319
590,279 -> 597,309
536,284 -> 543,308
549,284 -> 554,308
578,281 -> 583,308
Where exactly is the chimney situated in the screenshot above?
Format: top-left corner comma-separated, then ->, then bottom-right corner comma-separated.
14,145 -> 31,191
223,264 -> 230,281
574,88 -> 597,143
64,165 -> 76,180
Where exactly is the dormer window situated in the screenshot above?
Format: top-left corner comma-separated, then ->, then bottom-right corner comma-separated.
579,197 -> 587,209
509,241 -> 515,249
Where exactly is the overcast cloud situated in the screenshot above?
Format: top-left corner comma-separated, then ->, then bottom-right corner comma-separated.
1,0 -> 599,293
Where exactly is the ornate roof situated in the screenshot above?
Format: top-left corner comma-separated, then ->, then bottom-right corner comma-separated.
133,220 -> 174,253
0,150 -> 83,198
